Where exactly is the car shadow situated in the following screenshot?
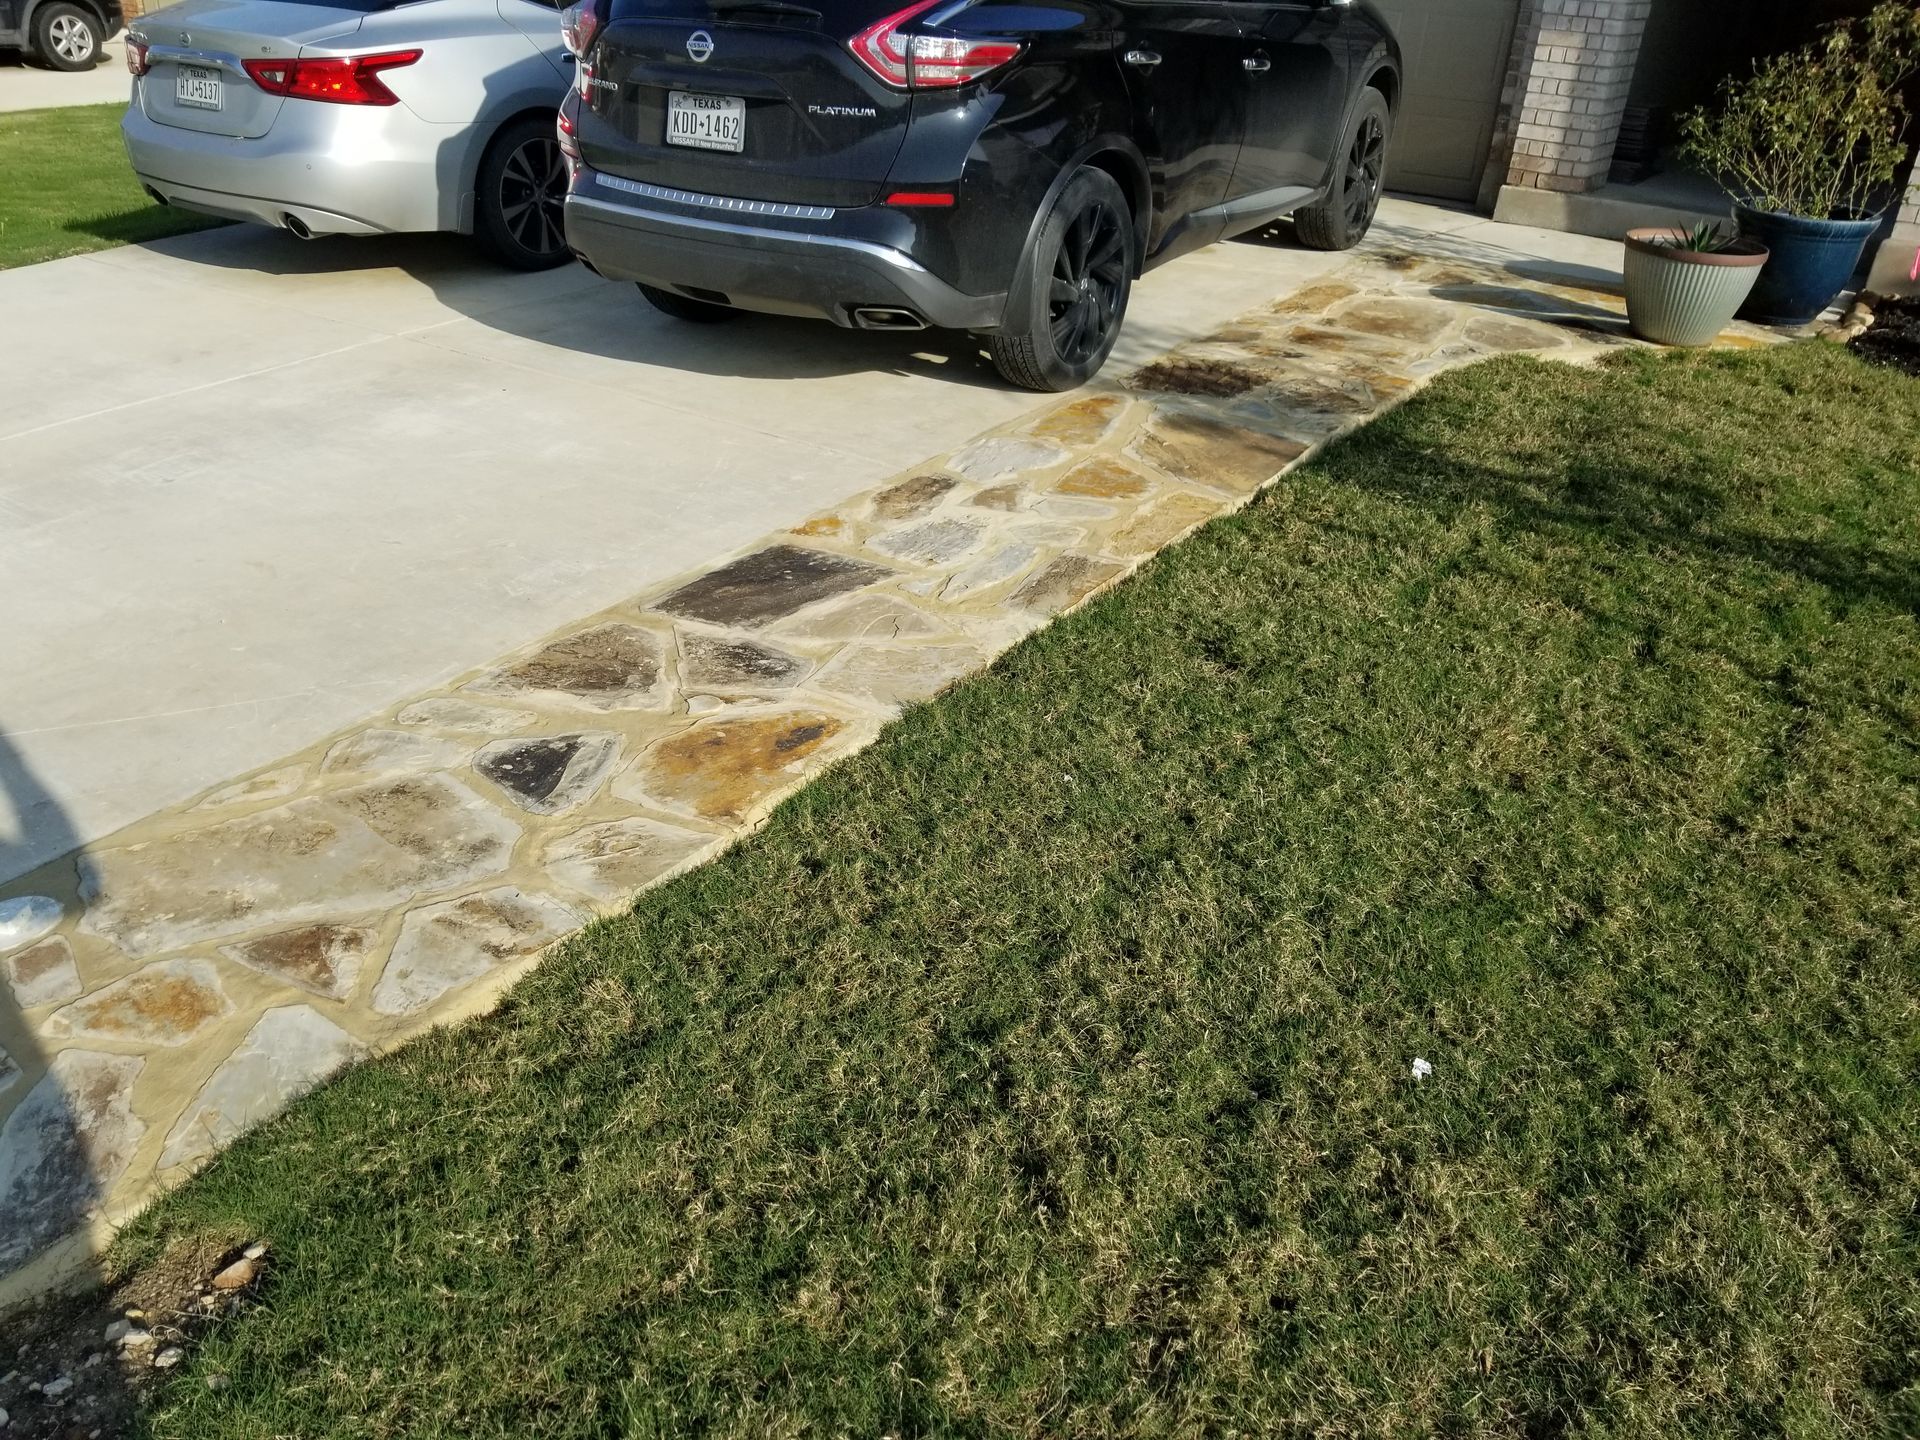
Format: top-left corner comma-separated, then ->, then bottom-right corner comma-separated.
111,215 -> 1277,393
124,223 -> 1042,388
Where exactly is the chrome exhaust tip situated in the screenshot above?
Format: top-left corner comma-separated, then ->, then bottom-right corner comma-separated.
282,213 -> 315,240
853,306 -> 928,331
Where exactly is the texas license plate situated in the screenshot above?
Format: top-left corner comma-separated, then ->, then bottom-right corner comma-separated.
666,92 -> 744,153
175,64 -> 222,110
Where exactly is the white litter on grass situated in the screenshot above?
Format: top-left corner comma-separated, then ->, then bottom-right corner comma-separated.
1411,1057 -> 1433,1082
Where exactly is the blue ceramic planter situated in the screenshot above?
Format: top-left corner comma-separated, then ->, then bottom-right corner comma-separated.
1733,204 -> 1881,325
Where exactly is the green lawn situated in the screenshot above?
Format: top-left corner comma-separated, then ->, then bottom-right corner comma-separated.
0,103 -> 220,268
116,343 -> 1919,1437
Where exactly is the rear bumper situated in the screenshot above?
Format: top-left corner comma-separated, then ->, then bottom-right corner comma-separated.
563,169 -> 1005,331
122,92 -> 470,237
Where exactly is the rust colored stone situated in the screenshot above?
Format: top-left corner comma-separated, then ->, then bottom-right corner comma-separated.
1055,457 -> 1152,501
44,960 -> 232,1047
1027,394 -> 1127,446
1269,280 -> 1361,314
633,711 -> 849,822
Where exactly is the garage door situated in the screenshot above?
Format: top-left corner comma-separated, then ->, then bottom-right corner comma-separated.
1370,0 -> 1522,202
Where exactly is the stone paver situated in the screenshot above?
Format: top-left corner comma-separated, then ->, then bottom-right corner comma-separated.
0,240 -> 1778,1297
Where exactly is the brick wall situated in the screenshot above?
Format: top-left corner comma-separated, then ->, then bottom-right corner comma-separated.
1502,0 -> 1654,195
1479,0 -> 1544,209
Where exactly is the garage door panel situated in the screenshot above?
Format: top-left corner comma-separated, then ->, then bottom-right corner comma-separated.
1371,0 -> 1520,202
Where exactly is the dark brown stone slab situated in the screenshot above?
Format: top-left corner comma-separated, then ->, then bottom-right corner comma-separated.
474,733 -> 620,816
656,545 -> 892,629
468,623 -> 665,711
870,475 -> 956,521
1134,411 -> 1308,496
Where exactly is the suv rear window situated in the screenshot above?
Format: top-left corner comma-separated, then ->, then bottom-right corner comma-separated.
606,0 -> 906,29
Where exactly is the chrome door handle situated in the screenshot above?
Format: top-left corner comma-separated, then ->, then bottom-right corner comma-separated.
1124,48 -> 1161,68
1243,53 -> 1271,72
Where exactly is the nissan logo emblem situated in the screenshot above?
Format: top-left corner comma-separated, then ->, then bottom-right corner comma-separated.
686,29 -> 714,62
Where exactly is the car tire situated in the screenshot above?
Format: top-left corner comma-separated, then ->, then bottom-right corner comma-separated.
473,115 -> 572,271
637,284 -> 738,324
988,166 -> 1134,393
33,3 -> 102,71
1295,89 -> 1392,252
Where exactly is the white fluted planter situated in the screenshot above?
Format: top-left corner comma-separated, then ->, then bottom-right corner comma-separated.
1624,229 -> 1770,348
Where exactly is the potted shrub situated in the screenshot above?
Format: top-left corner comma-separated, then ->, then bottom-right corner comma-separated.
1680,1 -> 1920,326
1623,224 -> 1770,347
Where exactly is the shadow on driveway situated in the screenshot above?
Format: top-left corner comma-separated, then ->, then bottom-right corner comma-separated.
109,219 -> 1304,391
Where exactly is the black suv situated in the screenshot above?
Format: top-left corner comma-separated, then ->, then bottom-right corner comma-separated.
559,0 -> 1397,389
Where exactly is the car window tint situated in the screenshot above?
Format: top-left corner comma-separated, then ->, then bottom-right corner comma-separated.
607,0 -> 903,29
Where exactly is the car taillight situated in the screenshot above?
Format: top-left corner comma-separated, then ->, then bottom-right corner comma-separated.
126,36 -> 150,75
243,49 -> 422,105
560,0 -> 602,58
557,92 -> 582,181
849,0 -> 1020,89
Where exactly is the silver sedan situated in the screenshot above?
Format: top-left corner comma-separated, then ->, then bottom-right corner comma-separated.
122,0 -> 574,267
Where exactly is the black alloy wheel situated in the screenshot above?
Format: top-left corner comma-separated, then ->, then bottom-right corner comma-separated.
989,166 -> 1135,391
1295,89 -> 1393,252
1344,110 -> 1387,236
499,135 -> 567,258
1047,195 -> 1129,369
475,117 -> 573,271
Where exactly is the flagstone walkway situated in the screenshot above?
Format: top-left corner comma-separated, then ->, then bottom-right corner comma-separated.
0,242 -> 1777,1298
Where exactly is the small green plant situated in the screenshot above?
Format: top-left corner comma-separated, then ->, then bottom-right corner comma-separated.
1650,222 -> 1741,254
1680,0 -> 1920,220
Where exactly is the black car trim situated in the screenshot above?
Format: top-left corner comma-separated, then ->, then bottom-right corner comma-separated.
570,190 -> 931,273
1197,181 -> 1318,224
596,172 -> 837,221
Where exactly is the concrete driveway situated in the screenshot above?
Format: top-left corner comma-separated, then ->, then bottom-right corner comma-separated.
0,199 -> 1623,884
0,37 -> 129,111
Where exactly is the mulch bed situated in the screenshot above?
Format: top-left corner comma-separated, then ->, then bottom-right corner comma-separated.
1850,295 -> 1920,377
